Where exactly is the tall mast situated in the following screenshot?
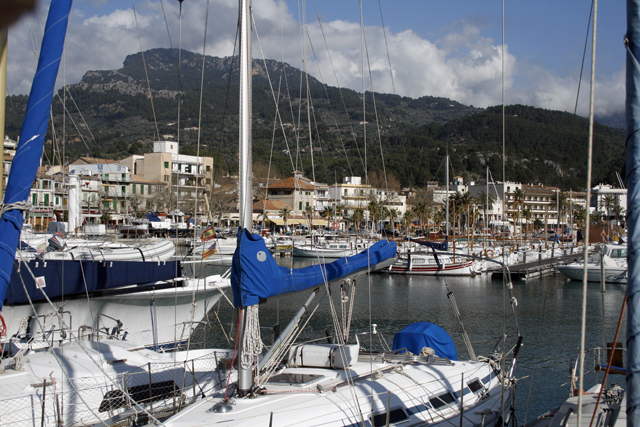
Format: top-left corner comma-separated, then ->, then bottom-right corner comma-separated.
445,155 -> 449,237
626,0 -> 640,422
239,0 -> 253,230
237,0 -> 253,397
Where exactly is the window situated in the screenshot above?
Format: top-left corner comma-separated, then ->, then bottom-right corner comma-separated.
133,185 -> 136,194
32,194 -> 37,205
113,200 -> 117,210
299,201 -> 302,210
105,174 -> 109,180
121,186 -> 126,194
164,175 -> 169,182
164,161 -> 169,169
140,185 -> 144,195
429,392 -> 456,409
206,165 -> 210,171
306,202 -> 309,208
371,409 -> 408,427
44,194 -> 49,206
55,197 -> 59,205
122,173 -> 126,179
103,201 -> 109,209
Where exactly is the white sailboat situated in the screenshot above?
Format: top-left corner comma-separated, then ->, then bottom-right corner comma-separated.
160,2 -> 521,426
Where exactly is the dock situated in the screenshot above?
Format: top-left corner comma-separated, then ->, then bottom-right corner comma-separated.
491,248 -> 587,281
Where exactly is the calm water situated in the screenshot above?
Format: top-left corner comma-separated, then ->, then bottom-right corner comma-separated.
184,256 -> 627,426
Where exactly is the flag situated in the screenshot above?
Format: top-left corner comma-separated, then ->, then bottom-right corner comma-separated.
202,242 -> 218,260
201,226 -> 217,242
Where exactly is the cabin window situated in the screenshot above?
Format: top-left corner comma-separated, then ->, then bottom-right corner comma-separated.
467,379 -> 484,394
412,258 -> 425,264
429,392 -> 456,409
371,408 -> 409,427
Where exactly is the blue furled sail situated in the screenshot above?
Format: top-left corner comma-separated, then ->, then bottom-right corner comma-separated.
627,0 -> 640,421
0,0 -> 73,312
407,237 -> 448,252
231,228 -> 397,307
5,260 -> 181,305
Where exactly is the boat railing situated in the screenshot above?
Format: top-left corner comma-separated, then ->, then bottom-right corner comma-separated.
0,349 -> 234,427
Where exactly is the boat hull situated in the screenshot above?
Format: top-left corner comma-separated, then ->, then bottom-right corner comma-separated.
557,265 -> 627,284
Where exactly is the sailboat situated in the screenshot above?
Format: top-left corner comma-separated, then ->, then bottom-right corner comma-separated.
159,1 -> 521,425
0,3 -> 233,426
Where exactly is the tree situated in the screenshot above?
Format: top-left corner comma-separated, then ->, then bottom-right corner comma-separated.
550,191 -> 569,229
279,206 -> 291,231
598,194 -> 618,221
511,188 -> 526,240
402,210 -> 415,235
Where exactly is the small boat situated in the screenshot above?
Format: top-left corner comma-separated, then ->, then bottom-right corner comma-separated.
119,218 -> 150,237
383,238 -> 476,276
557,243 -> 627,284
34,236 -> 176,262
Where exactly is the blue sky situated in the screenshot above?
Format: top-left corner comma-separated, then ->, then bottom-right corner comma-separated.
6,0 -> 627,118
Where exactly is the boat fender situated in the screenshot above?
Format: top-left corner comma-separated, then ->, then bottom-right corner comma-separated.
601,231 -> 606,238
485,249 -> 494,258
568,234 -> 575,240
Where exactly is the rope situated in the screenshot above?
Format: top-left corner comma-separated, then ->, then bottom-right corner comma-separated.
0,201 -> 31,219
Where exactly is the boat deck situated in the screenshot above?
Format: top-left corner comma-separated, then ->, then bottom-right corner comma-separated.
492,250 -> 588,281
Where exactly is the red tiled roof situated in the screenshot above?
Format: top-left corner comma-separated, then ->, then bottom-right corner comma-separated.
253,199 -> 290,210
268,176 -> 315,190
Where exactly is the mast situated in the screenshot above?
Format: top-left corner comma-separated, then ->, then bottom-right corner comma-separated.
445,155 -> 449,237
237,0 -> 253,397
626,0 -> 640,421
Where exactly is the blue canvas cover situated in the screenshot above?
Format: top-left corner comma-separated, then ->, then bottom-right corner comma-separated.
392,322 -> 457,360
230,228 -> 397,307
5,260 -> 181,305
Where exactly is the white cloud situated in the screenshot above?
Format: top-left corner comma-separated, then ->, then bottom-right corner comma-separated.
6,0 -> 624,118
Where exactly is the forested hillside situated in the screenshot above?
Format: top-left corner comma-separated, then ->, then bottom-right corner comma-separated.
4,48 -> 625,191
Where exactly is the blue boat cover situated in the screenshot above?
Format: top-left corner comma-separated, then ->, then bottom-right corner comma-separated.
230,228 -> 397,307
147,213 -> 161,222
407,237 -> 448,251
392,322 -> 457,361
0,0 -> 72,312
5,260 -> 181,305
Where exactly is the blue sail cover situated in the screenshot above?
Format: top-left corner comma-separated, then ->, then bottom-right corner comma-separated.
627,0 -> 640,420
407,237 -> 448,251
392,322 -> 457,361
231,228 -> 397,307
0,0 -> 73,312
5,260 -> 182,305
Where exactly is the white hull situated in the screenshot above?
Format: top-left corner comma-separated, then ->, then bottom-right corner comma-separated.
557,264 -> 627,284
36,239 -> 176,262
292,246 -> 358,258
2,274 -> 230,349
163,353 -> 513,427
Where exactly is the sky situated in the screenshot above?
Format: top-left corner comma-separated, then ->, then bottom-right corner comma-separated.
5,0 -> 627,119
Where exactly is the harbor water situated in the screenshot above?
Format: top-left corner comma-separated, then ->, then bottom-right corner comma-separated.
185,255 -> 627,425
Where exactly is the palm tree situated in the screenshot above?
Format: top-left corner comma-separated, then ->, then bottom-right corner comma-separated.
512,188 -> 527,240
523,207 -> 533,238
304,205 -> 314,232
433,209 -> 446,233
414,202 -> 429,234
475,191 -> 496,230
279,206 -> 291,233
402,211 -> 415,236
598,194 -> 618,221
550,191 -> 569,230
573,205 -> 586,229
261,209 -> 269,232
367,199 -> 382,231
388,208 -> 399,232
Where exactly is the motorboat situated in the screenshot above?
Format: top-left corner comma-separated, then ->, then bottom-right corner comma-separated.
557,243 -> 627,284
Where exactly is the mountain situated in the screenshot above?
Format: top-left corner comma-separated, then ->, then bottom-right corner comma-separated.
4,48 -> 625,191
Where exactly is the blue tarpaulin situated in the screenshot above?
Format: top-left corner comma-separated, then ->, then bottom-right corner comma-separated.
392,322 -> 457,361
230,228 -> 397,307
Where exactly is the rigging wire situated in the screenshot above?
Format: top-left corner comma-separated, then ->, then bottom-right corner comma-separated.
131,0 -> 161,141
578,0 -> 598,423
574,0 -> 595,115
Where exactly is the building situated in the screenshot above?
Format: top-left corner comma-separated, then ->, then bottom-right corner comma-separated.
591,183 -> 627,220
120,141 -> 214,215
266,171 -> 316,215
328,176 -> 375,219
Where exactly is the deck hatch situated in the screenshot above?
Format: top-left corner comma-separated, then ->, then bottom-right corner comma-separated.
467,378 -> 484,394
371,408 -> 409,426
266,373 -> 323,386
